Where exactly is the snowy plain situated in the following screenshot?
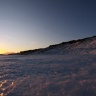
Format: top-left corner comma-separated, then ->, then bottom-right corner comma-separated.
0,53 -> 96,96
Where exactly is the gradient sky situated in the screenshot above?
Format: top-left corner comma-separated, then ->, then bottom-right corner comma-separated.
0,0 -> 96,54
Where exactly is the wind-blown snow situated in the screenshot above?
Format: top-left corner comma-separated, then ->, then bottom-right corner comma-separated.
0,54 -> 96,96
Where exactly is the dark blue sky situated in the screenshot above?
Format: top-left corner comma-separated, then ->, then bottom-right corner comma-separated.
0,0 -> 96,53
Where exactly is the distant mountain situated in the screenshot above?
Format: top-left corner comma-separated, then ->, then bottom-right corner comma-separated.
16,36 -> 96,55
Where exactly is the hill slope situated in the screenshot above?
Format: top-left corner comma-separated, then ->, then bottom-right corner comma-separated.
18,36 -> 96,55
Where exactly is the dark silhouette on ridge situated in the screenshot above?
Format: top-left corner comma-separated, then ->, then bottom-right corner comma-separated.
9,36 -> 96,55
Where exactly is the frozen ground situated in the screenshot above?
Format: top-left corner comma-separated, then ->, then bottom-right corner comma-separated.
0,54 -> 96,96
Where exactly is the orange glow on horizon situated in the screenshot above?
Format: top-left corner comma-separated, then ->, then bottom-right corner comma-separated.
0,49 -> 14,54
0,49 -> 7,54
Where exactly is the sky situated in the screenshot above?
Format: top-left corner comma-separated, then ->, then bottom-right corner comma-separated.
0,0 -> 96,54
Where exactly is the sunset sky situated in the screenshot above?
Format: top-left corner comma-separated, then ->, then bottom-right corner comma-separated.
0,0 -> 96,54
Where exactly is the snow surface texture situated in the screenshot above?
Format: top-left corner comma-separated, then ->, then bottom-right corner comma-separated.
0,36 -> 96,96
0,54 -> 96,96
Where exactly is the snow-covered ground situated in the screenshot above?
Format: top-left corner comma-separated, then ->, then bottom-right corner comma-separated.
0,54 -> 96,96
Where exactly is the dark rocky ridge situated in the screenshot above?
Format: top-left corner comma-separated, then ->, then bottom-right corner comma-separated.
14,36 -> 96,55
